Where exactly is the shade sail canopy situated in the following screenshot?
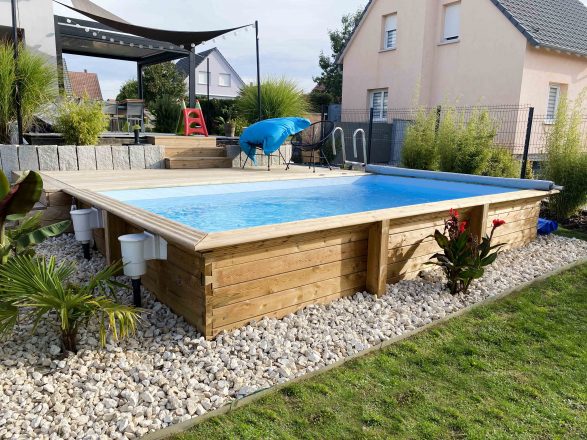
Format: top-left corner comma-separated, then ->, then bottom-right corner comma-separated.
55,0 -> 249,48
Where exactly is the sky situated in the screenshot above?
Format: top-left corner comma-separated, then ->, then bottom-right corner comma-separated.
53,0 -> 367,99
54,0 -> 587,100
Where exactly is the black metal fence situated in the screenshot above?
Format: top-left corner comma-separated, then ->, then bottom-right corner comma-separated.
325,105 -> 587,178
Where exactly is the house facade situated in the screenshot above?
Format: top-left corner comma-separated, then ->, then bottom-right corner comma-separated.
0,0 -> 56,63
338,0 -> 587,119
176,48 -> 245,100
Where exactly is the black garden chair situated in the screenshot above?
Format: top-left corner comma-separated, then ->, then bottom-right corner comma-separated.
287,120 -> 335,172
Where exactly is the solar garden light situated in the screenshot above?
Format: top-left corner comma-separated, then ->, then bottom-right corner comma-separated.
70,207 -> 103,260
118,232 -> 167,307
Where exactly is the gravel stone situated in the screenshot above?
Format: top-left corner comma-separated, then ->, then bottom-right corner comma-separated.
0,233 -> 584,438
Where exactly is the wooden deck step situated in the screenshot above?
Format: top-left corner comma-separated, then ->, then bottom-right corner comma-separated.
146,135 -> 218,148
165,146 -> 227,158
165,157 -> 233,169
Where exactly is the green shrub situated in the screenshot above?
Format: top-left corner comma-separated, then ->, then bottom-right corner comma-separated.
153,95 -> 181,133
55,97 -> 108,145
543,92 -> 587,221
0,42 -> 57,143
485,147 -> 519,178
237,77 -> 309,123
436,107 -> 462,172
401,108 -> 438,170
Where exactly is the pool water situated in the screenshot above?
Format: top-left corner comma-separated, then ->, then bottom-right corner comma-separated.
101,175 -> 517,233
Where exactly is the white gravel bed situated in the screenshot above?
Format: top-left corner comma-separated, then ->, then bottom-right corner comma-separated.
1,234 -> 586,439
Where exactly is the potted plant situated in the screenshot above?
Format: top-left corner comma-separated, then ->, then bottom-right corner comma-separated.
216,106 -> 237,137
132,124 -> 141,144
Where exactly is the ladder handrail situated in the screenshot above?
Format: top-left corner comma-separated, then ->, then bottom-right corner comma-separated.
331,127 -> 346,163
352,128 -> 367,165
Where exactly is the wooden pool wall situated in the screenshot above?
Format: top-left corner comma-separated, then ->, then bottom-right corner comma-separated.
44,189 -> 544,340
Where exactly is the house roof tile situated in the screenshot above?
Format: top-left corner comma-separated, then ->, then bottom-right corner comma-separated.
68,70 -> 103,100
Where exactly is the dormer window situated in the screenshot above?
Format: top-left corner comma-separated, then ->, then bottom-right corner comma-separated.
383,14 -> 397,50
443,2 -> 460,41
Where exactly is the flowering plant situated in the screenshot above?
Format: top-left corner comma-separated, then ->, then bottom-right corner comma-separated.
428,209 -> 506,295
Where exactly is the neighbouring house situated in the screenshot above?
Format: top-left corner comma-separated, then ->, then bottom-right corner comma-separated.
337,0 -> 587,119
67,69 -> 104,100
176,47 -> 246,100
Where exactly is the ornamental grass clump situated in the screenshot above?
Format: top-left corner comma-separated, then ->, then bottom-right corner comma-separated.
542,91 -> 587,221
428,209 -> 505,295
236,77 -> 309,123
401,108 -> 438,170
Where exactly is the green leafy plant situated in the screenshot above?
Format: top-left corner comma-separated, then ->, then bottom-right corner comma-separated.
428,209 -> 506,295
0,41 -> 57,143
542,92 -> 587,221
485,146 -> 520,178
401,108 -> 438,170
153,95 -> 181,133
237,77 -> 309,123
0,170 -> 70,264
54,97 -> 108,145
0,257 -> 141,352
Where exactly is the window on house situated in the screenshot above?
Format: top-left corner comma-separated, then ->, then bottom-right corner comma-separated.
443,2 -> 461,41
546,84 -> 561,121
218,73 -> 231,87
383,14 -> 397,50
197,71 -> 208,85
370,89 -> 389,121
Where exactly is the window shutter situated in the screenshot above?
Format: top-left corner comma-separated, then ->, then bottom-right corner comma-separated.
443,3 -> 460,40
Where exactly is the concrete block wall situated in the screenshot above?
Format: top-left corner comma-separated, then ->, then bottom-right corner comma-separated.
0,145 -> 166,181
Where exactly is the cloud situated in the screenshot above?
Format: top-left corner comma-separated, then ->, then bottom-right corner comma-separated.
54,0 -> 367,99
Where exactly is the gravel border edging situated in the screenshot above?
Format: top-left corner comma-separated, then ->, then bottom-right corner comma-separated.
142,256 -> 587,440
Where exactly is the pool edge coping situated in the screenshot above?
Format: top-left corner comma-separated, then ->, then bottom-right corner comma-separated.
141,254 -> 587,440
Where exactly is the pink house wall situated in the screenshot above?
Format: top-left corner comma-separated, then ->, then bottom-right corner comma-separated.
340,0 -> 587,113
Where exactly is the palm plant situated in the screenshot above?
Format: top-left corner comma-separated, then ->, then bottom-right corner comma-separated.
0,257 -> 141,352
0,41 -> 57,143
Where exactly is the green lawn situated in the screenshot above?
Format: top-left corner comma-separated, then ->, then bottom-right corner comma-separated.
555,226 -> 587,242
175,263 -> 587,440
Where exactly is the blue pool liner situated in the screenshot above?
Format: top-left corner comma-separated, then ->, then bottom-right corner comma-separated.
537,218 -> 558,235
240,117 -> 310,163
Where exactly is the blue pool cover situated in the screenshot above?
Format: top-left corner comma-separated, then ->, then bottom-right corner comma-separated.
239,117 -> 310,162
102,175 -> 520,233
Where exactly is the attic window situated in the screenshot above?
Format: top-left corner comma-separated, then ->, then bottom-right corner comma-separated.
443,2 -> 460,41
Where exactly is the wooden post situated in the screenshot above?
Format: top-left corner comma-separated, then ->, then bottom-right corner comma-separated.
104,212 -> 126,266
468,204 -> 489,241
366,220 -> 389,296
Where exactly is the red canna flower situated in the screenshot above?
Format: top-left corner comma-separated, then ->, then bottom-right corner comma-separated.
458,221 -> 468,233
450,208 -> 459,218
492,219 -> 506,228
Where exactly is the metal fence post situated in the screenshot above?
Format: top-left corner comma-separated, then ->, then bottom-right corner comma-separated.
520,106 -> 534,179
367,107 -> 374,165
435,105 -> 442,134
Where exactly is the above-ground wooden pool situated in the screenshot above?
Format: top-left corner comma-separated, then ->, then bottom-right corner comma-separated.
41,166 -> 556,339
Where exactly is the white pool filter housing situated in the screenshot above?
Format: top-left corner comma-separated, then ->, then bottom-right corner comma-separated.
70,208 -> 103,243
118,232 -> 167,278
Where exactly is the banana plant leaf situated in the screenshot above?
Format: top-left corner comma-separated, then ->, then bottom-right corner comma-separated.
0,171 -> 43,221
15,220 -> 71,252
0,171 -> 10,200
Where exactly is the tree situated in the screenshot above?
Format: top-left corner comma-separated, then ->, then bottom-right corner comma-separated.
116,62 -> 186,110
313,7 -> 364,103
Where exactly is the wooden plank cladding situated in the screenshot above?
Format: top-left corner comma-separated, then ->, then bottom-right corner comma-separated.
206,225 -> 369,336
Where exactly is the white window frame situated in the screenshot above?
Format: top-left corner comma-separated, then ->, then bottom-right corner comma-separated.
383,14 -> 397,50
369,89 -> 389,121
442,2 -> 461,42
546,84 -> 561,123
197,71 -> 209,85
218,73 -> 231,87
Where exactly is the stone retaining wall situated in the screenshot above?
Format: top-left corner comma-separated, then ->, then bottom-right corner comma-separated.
0,145 -> 165,181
